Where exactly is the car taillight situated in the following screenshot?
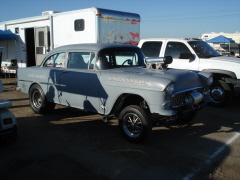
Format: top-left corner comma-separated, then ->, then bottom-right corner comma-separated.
3,118 -> 13,125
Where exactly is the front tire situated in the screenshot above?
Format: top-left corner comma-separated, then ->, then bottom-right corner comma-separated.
209,80 -> 232,107
29,84 -> 55,114
118,105 -> 151,143
175,110 -> 198,124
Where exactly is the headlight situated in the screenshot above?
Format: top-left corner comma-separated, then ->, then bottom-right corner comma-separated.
185,94 -> 195,105
207,76 -> 213,86
185,91 -> 203,105
165,83 -> 174,95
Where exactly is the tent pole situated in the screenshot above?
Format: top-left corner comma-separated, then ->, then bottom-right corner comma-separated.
229,43 -> 230,56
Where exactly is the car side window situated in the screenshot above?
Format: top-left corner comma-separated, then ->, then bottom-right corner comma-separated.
141,42 -> 162,57
43,53 -> 66,67
68,52 -> 91,69
115,52 -> 139,66
165,42 -> 191,59
89,53 -> 95,69
55,53 -> 66,67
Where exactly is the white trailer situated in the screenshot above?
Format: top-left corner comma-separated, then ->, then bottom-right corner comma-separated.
0,7 -> 140,74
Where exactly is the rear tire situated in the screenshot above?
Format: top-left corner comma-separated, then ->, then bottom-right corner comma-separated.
209,80 -> 232,107
29,84 -> 55,114
118,105 -> 151,143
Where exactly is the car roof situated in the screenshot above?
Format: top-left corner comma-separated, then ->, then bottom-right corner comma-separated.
50,43 -> 138,53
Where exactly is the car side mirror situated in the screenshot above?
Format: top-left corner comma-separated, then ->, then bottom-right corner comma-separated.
179,53 -> 195,60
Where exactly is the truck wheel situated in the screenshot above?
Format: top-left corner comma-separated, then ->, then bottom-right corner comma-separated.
209,80 -> 232,107
118,105 -> 151,143
175,110 -> 198,124
29,84 -> 55,114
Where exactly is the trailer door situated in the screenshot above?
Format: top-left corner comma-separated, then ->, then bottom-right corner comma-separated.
35,27 -> 49,66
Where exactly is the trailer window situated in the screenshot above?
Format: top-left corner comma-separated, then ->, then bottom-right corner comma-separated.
38,31 -> 44,46
75,19 -> 85,31
15,27 -> 19,34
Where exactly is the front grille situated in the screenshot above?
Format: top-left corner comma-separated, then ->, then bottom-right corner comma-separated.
171,91 -> 187,107
171,88 -> 204,107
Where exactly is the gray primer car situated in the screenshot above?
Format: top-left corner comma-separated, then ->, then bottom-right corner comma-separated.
16,43 -> 212,142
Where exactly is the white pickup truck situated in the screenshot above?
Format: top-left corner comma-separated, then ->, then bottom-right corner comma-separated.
138,38 -> 240,107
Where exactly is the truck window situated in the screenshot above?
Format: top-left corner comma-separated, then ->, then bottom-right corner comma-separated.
165,42 -> 191,59
141,42 -> 162,57
188,41 -> 221,58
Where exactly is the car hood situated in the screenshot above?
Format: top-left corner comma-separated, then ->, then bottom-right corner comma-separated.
100,67 -> 203,92
208,56 -> 240,64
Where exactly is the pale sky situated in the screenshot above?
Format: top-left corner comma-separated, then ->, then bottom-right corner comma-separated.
0,0 -> 239,38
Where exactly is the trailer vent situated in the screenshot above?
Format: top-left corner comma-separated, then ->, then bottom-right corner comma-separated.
42,11 -> 61,15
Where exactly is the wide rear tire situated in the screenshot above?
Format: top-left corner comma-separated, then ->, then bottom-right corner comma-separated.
29,84 -> 55,114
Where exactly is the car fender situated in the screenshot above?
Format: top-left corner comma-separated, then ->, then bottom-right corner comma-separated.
202,69 -> 237,79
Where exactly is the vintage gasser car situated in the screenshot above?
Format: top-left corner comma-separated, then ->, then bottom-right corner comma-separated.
16,43 -> 212,142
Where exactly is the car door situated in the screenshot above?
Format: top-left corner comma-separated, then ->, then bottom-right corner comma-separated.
42,52 -> 66,104
165,41 -> 199,71
59,51 -> 101,113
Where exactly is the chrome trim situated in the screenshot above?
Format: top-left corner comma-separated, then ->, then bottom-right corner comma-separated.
172,104 -> 185,108
162,100 -> 171,107
39,82 -> 66,87
171,87 -> 205,108
172,86 -> 203,97
204,90 -> 210,95
18,80 -> 33,83
185,92 -> 203,105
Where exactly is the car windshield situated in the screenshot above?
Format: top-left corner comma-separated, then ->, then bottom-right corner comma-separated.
188,41 -> 221,58
97,47 -> 146,70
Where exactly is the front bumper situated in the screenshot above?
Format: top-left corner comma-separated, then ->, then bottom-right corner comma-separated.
233,80 -> 240,97
174,101 -> 207,114
225,78 -> 240,97
0,125 -> 17,141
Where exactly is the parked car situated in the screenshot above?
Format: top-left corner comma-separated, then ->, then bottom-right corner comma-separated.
138,38 -> 240,107
16,43 -> 212,142
0,80 -> 17,145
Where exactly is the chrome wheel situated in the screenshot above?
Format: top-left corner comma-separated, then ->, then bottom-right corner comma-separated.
209,80 -> 232,107
211,87 -> 225,103
29,84 -> 55,114
32,90 -> 42,108
119,105 -> 151,143
122,113 -> 143,138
